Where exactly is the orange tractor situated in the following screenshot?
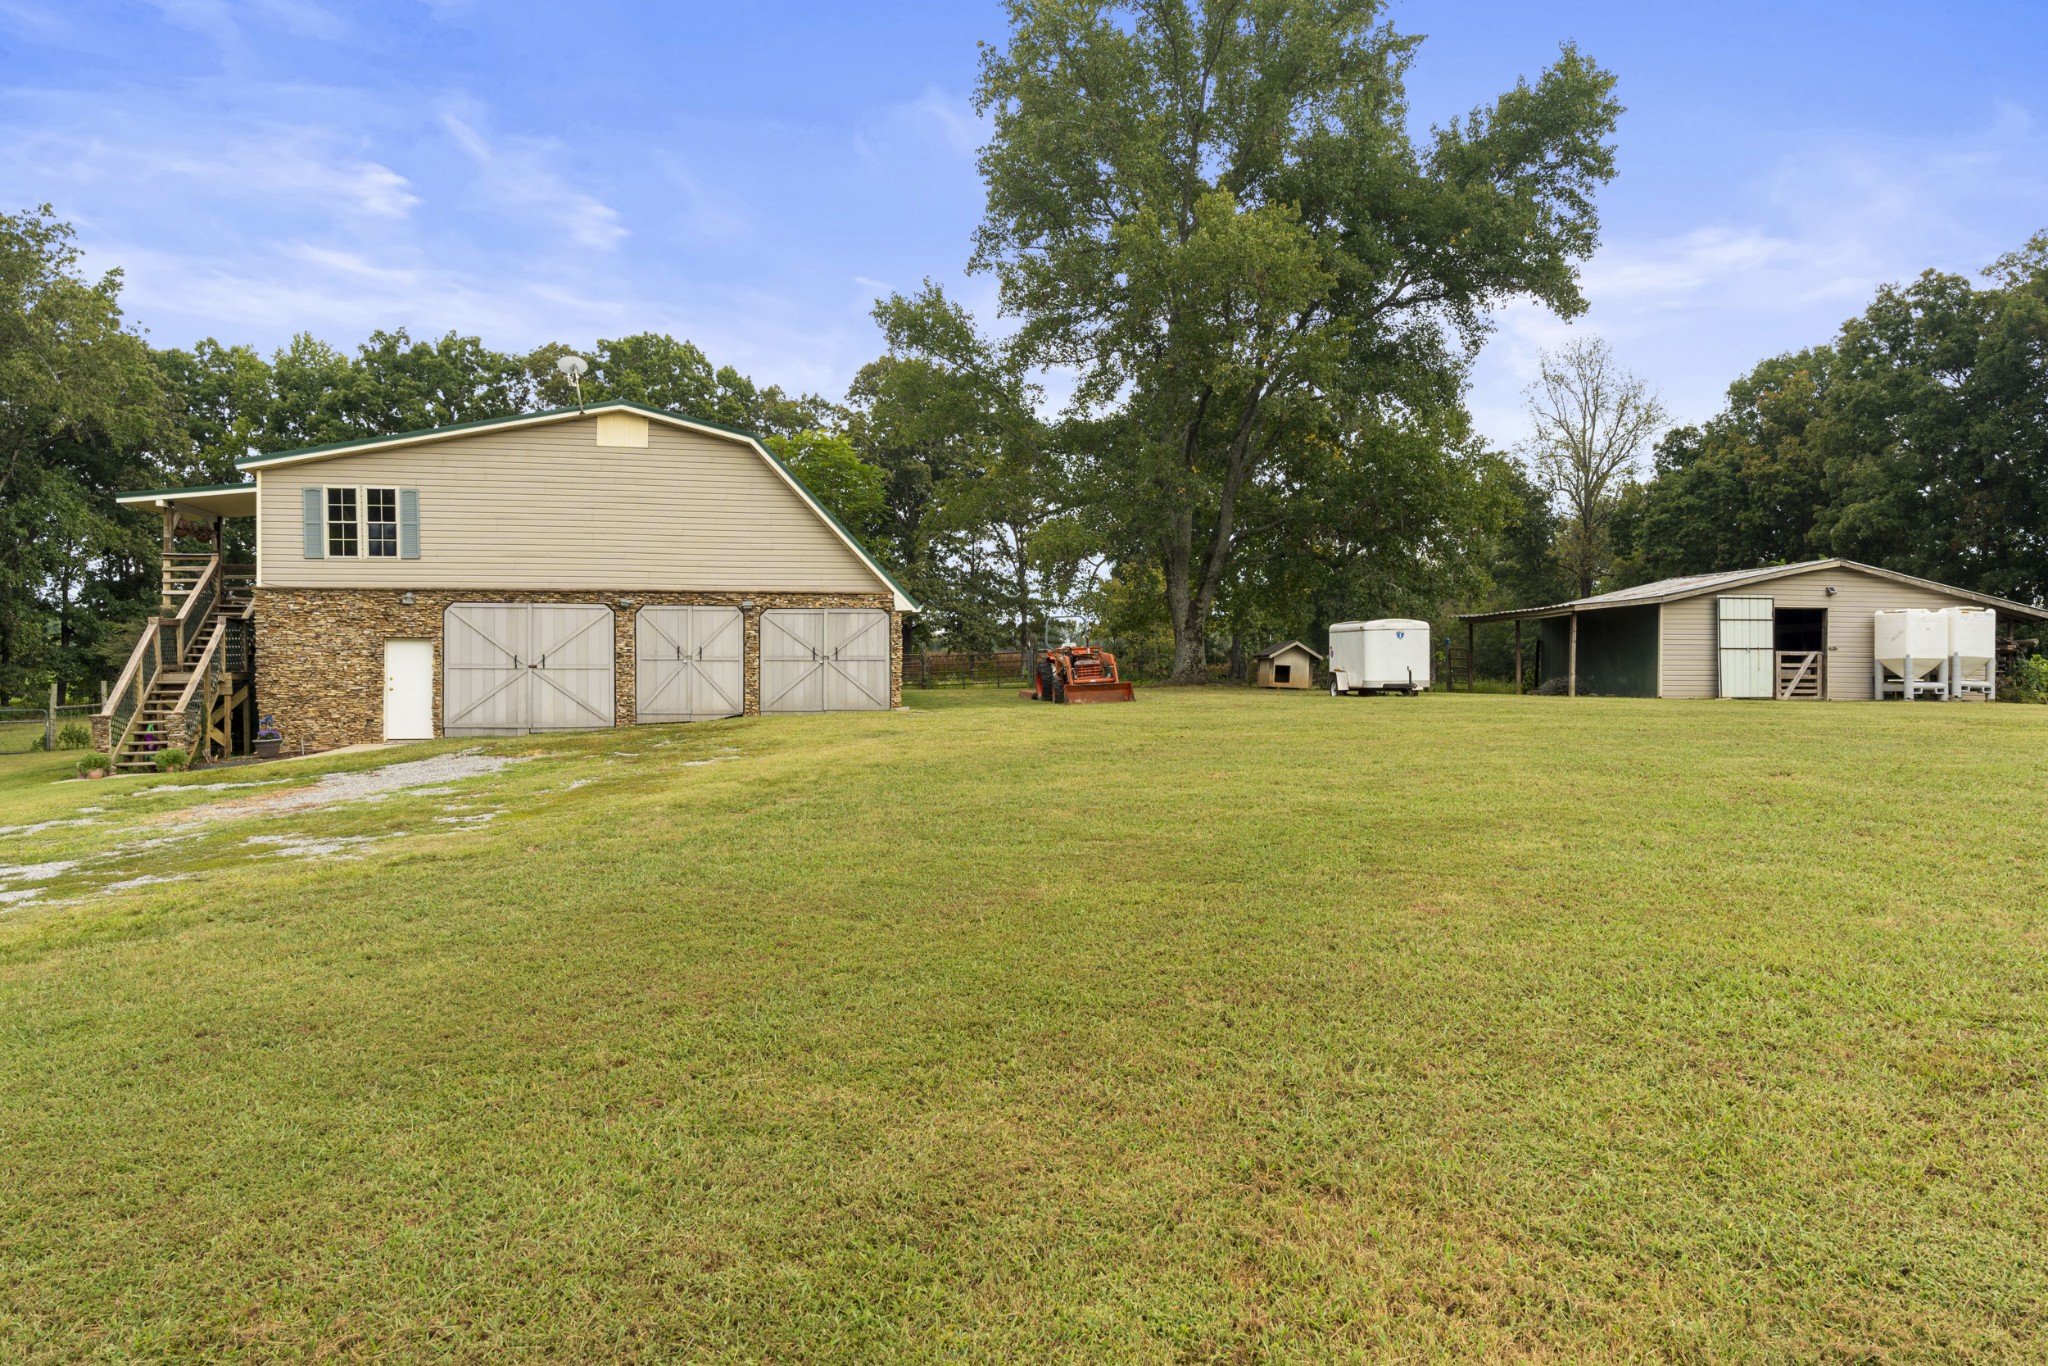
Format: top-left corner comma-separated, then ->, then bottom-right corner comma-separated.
1025,645 -> 1135,704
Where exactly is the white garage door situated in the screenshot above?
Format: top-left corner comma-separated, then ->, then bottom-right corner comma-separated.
636,606 -> 743,723
760,608 -> 890,713
445,603 -> 616,736
1717,596 -> 1774,699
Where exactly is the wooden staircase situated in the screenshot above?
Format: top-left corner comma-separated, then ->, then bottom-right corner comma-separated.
112,616 -> 230,772
97,554 -> 255,771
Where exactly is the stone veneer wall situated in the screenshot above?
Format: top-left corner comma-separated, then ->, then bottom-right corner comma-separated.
255,587 -> 901,750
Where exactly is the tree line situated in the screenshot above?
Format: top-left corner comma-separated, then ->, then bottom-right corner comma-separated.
4,1 -> 2043,706
1614,233 -> 2048,606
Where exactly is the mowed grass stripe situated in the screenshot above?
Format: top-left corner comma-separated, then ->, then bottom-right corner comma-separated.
1,689 -> 2045,1361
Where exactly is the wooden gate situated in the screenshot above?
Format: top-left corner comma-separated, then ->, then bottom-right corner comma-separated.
1776,651 -> 1823,699
444,603 -> 616,735
760,609 -> 890,713
635,607 -> 744,723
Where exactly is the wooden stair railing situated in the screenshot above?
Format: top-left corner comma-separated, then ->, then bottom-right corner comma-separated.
95,556 -> 249,765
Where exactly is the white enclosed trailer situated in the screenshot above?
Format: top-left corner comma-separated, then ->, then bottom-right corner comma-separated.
1329,619 -> 1431,694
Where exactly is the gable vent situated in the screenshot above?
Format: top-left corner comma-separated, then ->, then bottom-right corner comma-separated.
595,412 -> 650,448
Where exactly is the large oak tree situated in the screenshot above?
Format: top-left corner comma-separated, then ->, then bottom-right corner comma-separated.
970,0 -> 1623,680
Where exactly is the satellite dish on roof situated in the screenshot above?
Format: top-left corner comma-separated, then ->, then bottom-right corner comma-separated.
555,353 -> 588,410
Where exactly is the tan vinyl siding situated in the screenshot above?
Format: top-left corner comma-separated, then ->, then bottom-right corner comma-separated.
256,416 -> 884,593
1657,565 -> 1996,700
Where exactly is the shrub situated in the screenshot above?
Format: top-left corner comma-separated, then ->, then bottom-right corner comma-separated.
76,751 -> 110,778
154,747 -> 191,773
55,722 -> 91,750
2009,654 -> 2048,704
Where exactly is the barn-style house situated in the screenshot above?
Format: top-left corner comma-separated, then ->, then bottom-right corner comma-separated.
94,401 -> 917,771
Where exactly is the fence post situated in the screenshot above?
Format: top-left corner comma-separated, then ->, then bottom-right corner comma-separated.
100,678 -> 109,708
46,681 -> 59,752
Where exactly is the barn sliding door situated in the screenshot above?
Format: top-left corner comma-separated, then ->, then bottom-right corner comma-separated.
759,609 -> 890,714
526,606 -> 617,731
444,603 -> 616,736
636,606 -> 743,723
1716,596 -> 1774,699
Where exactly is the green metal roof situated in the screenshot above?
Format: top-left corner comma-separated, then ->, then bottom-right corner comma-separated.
230,398 -> 759,469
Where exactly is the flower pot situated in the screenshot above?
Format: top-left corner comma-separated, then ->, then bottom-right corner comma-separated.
254,738 -> 282,759
87,769 -> 105,780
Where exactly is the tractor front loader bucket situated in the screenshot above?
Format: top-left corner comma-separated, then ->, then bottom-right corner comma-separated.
1060,678 -> 1135,703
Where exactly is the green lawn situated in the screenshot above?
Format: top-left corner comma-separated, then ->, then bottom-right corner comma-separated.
3,689 -> 2046,1362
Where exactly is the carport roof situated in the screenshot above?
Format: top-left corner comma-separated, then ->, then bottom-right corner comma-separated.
114,482 -> 257,518
1458,559 -> 2048,624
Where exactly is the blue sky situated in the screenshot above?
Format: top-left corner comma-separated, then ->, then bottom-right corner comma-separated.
3,0 -> 2045,450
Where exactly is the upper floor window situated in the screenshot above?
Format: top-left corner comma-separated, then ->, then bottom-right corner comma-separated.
365,487 -> 398,557
304,484 -> 417,560
326,487 -> 358,557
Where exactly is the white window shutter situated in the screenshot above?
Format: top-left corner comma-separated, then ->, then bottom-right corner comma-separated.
399,487 -> 420,559
302,487 -> 324,558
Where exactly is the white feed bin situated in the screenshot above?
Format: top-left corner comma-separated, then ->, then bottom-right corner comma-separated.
1329,619 -> 1430,694
1944,607 -> 1996,669
1873,610 -> 1948,679
1945,606 -> 1997,699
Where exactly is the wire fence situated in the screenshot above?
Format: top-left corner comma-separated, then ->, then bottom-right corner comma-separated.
907,642 -> 1224,687
0,704 -> 100,756
908,652 -> 1029,688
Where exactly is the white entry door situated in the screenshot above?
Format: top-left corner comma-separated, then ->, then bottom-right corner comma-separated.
444,603 -> 616,736
636,607 -> 744,723
383,639 -> 435,740
1717,596 -> 1775,699
760,608 -> 890,713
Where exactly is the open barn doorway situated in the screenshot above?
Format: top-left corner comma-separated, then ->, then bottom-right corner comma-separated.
1774,608 -> 1826,699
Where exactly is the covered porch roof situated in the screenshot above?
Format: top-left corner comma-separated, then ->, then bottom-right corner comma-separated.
116,482 -> 257,520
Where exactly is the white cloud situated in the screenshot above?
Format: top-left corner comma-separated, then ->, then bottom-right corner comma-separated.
658,158 -> 756,241
139,0 -> 344,48
438,105 -> 628,250
0,0 -> 79,42
854,86 -> 986,162
900,87 -> 983,154
108,239 -> 627,345
1465,108 -> 2048,451
248,0 -> 344,40
0,96 -> 419,220
144,0 -> 241,48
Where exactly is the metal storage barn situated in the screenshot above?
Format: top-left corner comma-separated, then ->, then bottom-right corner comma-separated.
1456,560 -> 2048,700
